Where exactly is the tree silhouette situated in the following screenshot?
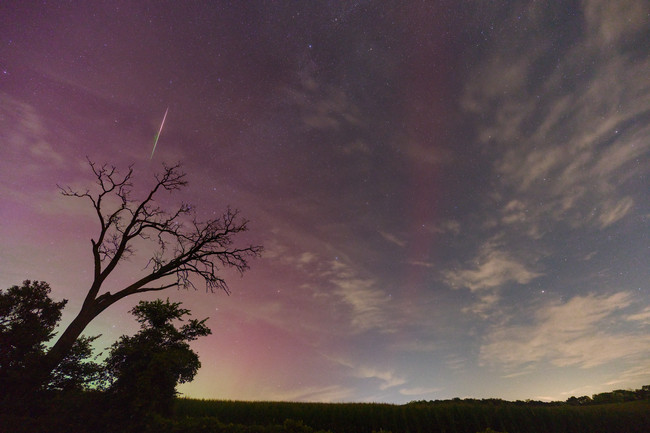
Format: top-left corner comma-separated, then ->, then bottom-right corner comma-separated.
0,281 -> 101,400
0,281 -> 65,397
103,299 -> 211,416
41,160 -> 262,387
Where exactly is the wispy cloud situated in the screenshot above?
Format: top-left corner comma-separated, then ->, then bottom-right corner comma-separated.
355,366 -> 406,390
263,241 -> 320,271
461,0 -> 649,235
627,307 -> 650,325
597,197 -> 634,228
329,264 -> 394,333
329,355 -> 409,393
422,220 -> 460,235
0,93 -> 67,170
407,260 -> 435,269
479,292 -> 650,370
444,354 -> 467,371
379,230 -> 406,248
603,363 -> 650,389
443,238 -> 542,318
265,240 -> 397,334
442,0 -> 650,341
270,385 -> 355,403
444,247 -> 541,292
583,0 -> 649,48
287,71 -> 362,133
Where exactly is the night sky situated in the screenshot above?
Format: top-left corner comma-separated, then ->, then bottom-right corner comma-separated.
1,1 -> 649,403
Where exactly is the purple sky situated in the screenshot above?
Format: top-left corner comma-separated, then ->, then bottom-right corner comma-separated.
1,0 -> 649,403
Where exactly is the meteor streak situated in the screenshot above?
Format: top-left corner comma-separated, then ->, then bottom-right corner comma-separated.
150,106 -> 169,159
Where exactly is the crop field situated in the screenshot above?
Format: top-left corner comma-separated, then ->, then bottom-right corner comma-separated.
173,398 -> 650,433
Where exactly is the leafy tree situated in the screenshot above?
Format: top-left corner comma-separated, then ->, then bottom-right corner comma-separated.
48,335 -> 102,391
41,160 -> 262,387
103,298 -> 211,416
0,281 -> 101,401
0,280 -> 66,396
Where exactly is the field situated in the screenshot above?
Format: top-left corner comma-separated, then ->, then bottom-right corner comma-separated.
2,391 -> 649,433
170,398 -> 650,433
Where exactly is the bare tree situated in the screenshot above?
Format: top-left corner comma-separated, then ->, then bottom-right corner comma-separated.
41,159 -> 262,382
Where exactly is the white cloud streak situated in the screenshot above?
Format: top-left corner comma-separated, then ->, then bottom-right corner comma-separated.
445,248 -> 541,292
270,385 -> 355,403
330,265 -> 394,333
379,231 -> 406,248
443,237 -> 543,318
627,307 -> 650,325
355,366 -> 406,390
267,241 -> 397,334
480,292 -> 650,369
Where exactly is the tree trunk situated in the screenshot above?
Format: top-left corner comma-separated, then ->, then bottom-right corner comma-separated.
36,303 -> 100,388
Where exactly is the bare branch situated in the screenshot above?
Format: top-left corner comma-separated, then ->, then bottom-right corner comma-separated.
45,159 -> 262,382
131,282 -> 179,294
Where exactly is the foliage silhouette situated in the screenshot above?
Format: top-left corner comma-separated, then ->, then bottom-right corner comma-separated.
103,298 -> 211,417
0,280 -> 66,396
48,334 -> 102,391
40,159 -> 262,390
0,281 -> 101,402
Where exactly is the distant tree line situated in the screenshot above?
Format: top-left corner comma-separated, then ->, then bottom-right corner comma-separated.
566,386 -> 650,405
406,385 -> 650,407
